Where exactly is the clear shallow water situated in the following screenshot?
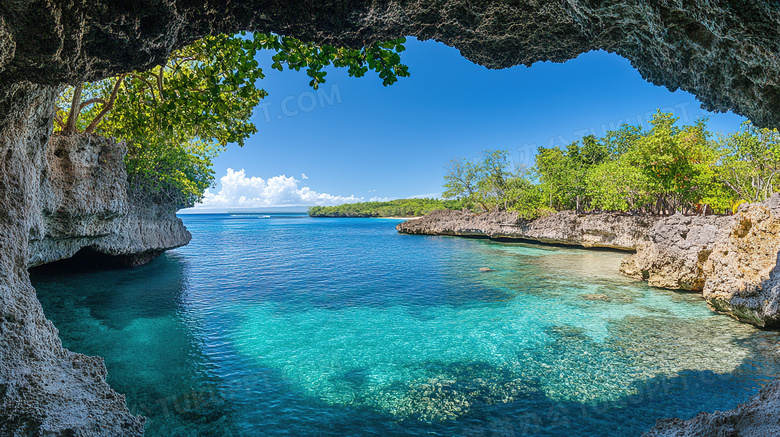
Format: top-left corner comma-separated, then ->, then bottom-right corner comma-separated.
31,214 -> 780,436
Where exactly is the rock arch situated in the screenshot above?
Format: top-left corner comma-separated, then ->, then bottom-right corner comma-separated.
1,1 -> 779,435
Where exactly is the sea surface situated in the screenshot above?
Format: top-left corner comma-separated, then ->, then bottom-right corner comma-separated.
31,213 -> 780,436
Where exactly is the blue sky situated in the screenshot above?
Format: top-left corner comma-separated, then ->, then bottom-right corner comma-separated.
183,37 -> 747,212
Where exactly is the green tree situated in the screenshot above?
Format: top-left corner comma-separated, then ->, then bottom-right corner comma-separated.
505,166 -> 551,219
625,111 -> 720,214
603,124 -> 643,158
439,113 -> 760,217
475,150 -> 513,210
54,33 -> 410,208
443,157 -> 485,210
719,121 -> 780,203
535,146 -> 571,210
535,136 -> 608,212
586,159 -> 650,211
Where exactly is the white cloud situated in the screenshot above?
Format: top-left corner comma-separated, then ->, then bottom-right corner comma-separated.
369,196 -> 395,202
301,173 -> 308,179
189,168 -> 362,210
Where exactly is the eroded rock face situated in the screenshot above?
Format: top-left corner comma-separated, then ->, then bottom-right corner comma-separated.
1,131 -> 188,436
0,87 -> 145,436
702,197 -> 780,327
397,209 -> 660,250
620,214 -> 734,290
622,195 -> 780,328
1,1 -> 779,126
27,134 -> 191,268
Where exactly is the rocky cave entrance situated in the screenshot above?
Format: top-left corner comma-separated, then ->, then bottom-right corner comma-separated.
2,1 -> 780,436
29,247 -> 165,274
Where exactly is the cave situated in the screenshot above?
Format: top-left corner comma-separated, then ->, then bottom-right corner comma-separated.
1,1 -> 780,436
29,247 -> 165,274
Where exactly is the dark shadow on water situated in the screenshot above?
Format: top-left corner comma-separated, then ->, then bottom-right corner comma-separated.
29,246 -> 164,272
117,355 -> 780,437
31,252 -> 189,330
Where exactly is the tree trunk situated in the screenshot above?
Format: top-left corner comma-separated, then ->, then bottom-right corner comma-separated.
62,83 -> 83,135
85,75 -> 126,134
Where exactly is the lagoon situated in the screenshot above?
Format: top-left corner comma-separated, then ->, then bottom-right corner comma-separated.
32,214 -> 780,436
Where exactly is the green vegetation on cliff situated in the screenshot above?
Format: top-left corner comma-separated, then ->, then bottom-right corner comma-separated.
444,112 -> 780,218
53,33 -> 409,208
309,199 -> 465,217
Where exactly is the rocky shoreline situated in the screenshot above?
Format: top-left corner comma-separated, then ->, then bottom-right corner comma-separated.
397,209 -> 661,251
620,197 -> 780,328
398,200 -> 780,435
398,199 -> 780,328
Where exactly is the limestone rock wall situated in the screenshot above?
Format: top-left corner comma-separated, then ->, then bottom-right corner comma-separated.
27,134 -> 191,268
397,209 -> 660,251
0,86 -> 146,436
702,197 -> 780,327
621,195 -> 780,328
619,214 -> 734,291
1,131 -> 189,436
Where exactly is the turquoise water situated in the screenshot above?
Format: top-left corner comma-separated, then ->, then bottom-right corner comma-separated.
31,214 -> 780,436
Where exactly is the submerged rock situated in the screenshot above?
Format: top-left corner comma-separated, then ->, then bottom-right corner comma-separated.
377,363 -> 541,422
580,293 -> 612,302
397,210 -> 660,251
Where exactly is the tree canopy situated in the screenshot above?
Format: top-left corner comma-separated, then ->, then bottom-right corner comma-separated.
443,112 -> 780,218
54,33 -> 409,208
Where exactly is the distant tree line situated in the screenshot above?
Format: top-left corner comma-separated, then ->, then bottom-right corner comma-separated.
444,111 -> 780,219
308,198 -> 465,217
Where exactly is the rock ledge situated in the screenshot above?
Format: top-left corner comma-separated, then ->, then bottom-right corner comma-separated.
27,133 -> 191,269
397,209 -> 661,251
